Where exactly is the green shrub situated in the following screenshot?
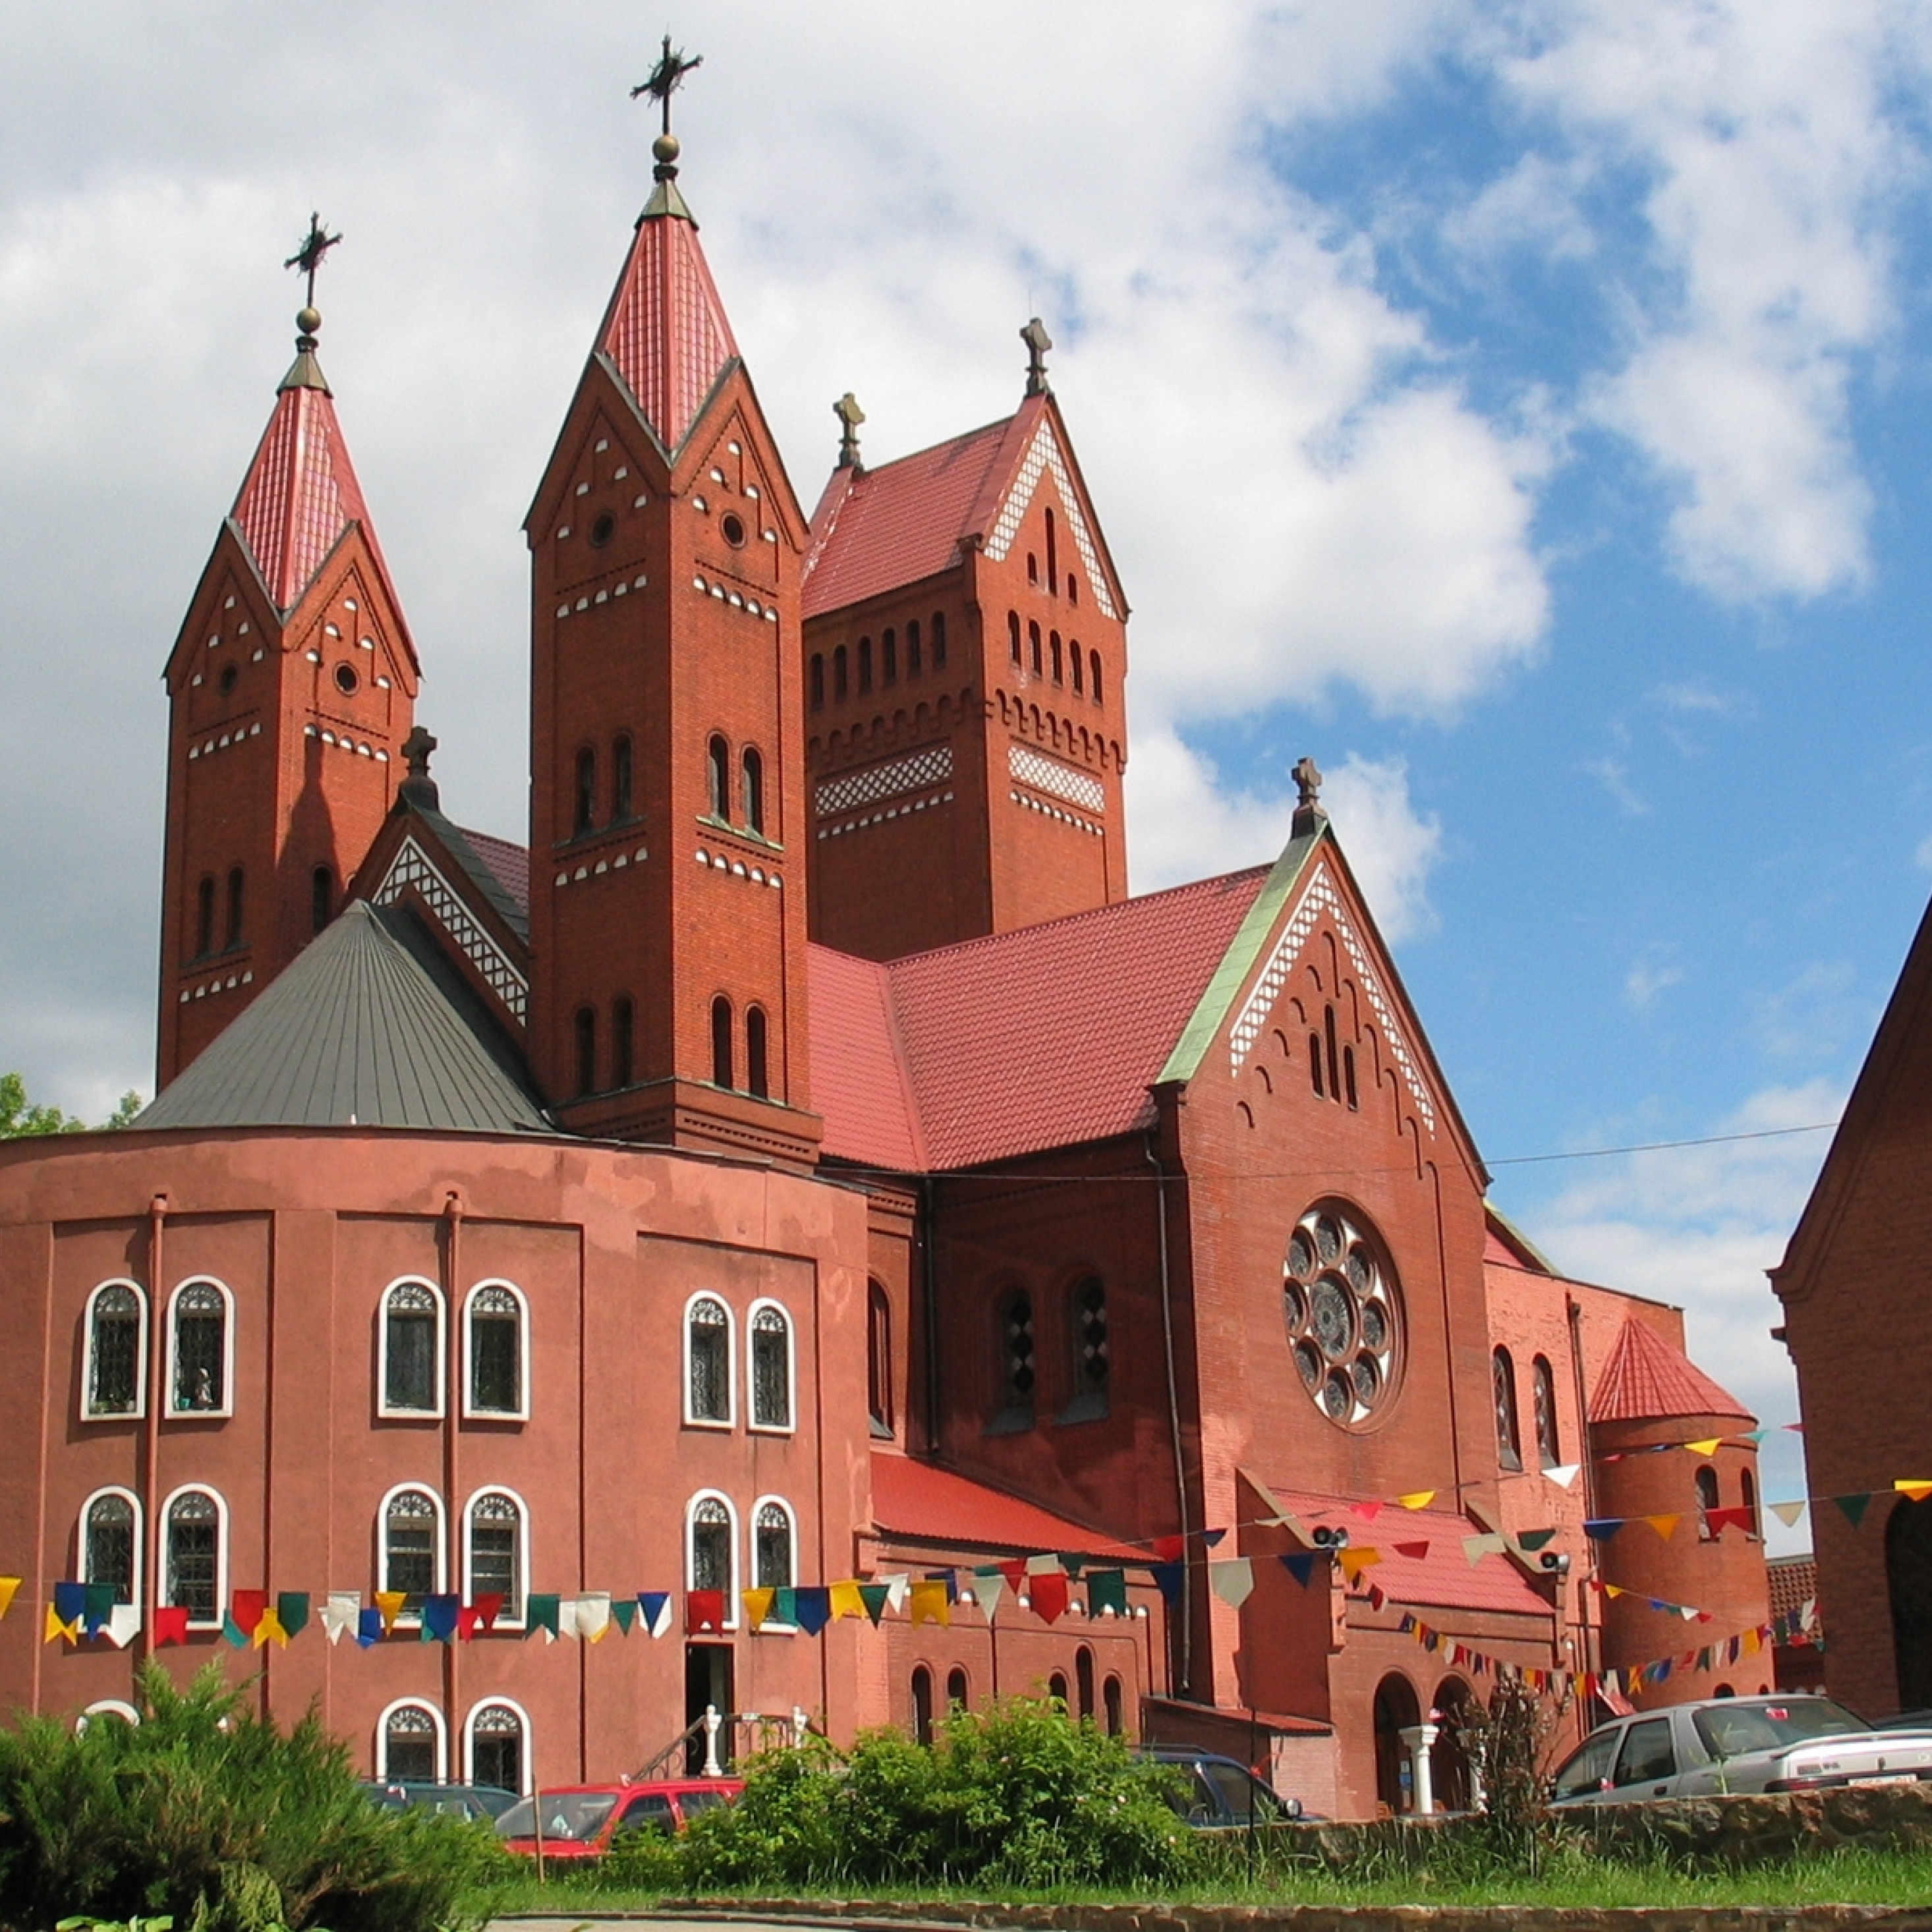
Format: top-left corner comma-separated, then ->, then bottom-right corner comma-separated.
0,1663 -> 512,1932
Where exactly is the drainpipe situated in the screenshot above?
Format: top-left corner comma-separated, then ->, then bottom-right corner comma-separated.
442,1191 -> 463,1767
140,1193 -> 169,1676
1566,1293 -> 1601,1686
1143,1129 -> 1191,1697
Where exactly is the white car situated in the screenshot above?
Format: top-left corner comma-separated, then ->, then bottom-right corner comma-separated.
1548,1695 -> 1932,1804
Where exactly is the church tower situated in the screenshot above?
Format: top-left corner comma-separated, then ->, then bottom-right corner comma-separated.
156,225 -> 418,1087
525,54 -> 817,1164
799,323 -> 1131,962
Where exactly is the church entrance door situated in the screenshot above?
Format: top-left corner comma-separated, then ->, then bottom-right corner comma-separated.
685,1641 -> 735,1772
1373,1672 -> 1420,1815
1888,1496 -> 1932,1711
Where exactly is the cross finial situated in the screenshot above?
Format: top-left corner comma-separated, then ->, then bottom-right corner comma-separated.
1021,316 -> 1053,397
1291,755 -> 1327,836
399,724 -> 440,810
633,34 -> 702,157
284,212 -> 341,337
834,392 -> 866,471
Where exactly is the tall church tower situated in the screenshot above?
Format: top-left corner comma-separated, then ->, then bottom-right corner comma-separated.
525,58 -> 817,1164
156,229 -> 418,1087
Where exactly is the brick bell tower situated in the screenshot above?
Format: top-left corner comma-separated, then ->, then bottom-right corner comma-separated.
525,49 -> 818,1165
156,219 -> 418,1087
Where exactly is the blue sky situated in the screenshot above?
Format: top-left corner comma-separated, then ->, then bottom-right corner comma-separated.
5,1 -> 1932,1543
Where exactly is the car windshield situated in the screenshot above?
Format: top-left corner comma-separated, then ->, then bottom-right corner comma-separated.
1693,1700 -> 1869,1758
495,1792 -> 619,1841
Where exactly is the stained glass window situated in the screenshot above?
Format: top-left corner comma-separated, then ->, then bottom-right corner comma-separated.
89,1286 -> 140,1415
751,1307 -> 790,1428
687,1297 -> 729,1421
173,1283 -> 225,1411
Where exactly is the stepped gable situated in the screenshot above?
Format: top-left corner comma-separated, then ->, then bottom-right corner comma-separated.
136,900 -> 550,1135
1589,1314 -> 1752,1425
871,1452 -> 1144,1563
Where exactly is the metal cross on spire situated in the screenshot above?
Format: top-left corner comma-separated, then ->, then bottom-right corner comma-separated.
284,213 -> 342,314
1021,317 -> 1054,397
632,34 -> 703,137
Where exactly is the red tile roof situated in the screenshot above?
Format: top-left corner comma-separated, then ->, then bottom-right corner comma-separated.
802,414 -> 1017,617
1767,1554 -> 1820,1626
598,210 -> 738,454
459,828 -> 530,920
1274,1490 -> 1556,1619
1588,1315 -> 1752,1425
870,1453 -> 1145,1562
808,948 -> 926,1171
230,384 -> 374,611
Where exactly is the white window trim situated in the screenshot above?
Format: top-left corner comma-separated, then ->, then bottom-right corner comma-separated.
461,1484 -> 530,1632
164,1276 -> 236,1419
685,1488 -> 739,1628
374,1697 -> 447,1782
464,1695 -> 534,1794
681,1291 -> 736,1429
80,1277 -> 148,1423
158,1482 -> 230,1630
376,1481 -> 446,1621
377,1275 -> 446,1420
750,1491 -> 797,1631
78,1699 -> 142,1731
461,1278 -> 529,1421
78,1484 -> 144,1609
746,1297 -> 797,1435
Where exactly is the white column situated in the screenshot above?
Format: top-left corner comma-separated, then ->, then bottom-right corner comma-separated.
702,1703 -> 724,1776
1398,1722 -> 1440,1815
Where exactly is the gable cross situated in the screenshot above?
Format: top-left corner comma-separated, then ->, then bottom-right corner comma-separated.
834,392 -> 865,470
1021,316 -> 1053,397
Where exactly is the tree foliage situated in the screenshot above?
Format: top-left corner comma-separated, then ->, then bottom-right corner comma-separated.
0,1073 -> 142,1138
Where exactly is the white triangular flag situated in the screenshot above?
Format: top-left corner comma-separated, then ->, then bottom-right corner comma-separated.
1769,1499 -> 1808,1529
322,1593 -> 361,1645
1462,1533 -> 1508,1566
555,1598 -> 582,1639
1209,1558 -> 1255,1608
1025,1552 -> 1064,1576
575,1593 -> 611,1641
1545,1463 -> 1581,1489
975,1572 -> 1006,1622
882,1573 -> 911,1613
105,1603 -> 142,1649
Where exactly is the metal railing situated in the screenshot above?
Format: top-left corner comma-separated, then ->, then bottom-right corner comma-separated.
633,1702 -> 818,1780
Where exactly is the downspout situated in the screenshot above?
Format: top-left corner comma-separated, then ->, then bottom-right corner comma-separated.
1566,1293 -> 1601,1685
140,1193 -> 168,1674
441,1191 -> 463,1770
920,1176 -> 940,1456
1144,1129 -> 1191,1697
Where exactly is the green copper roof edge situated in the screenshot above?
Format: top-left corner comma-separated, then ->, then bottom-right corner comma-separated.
1155,826 -> 1325,1088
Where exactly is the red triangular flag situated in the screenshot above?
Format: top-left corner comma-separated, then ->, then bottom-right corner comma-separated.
687,1589 -> 726,1634
1151,1535 -> 1185,1563
231,1589 -> 269,1637
472,1592 -> 505,1632
1029,1572 -> 1069,1624
996,1560 -> 1027,1592
152,1605 -> 190,1648
1394,1541 -> 1430,1560
456,1606 -> 482,1641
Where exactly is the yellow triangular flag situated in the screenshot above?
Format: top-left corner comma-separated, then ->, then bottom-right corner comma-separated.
742,1588 -> 776,1632
1337,1547 -> 1383,1584
1683,1438 -> 1724,1456
252,1606 -> 288,1649
374,1591 -> 407,1631
0,1577 -> 20,1620
828,1579 -> 866,1621
909,1579 -> 950,1627
1396,1491 -> 1436,1510
43,1604 -> 78,1644
1895,1480 -> 1932,1503
1645,1514 -> 1681,1541
1603,1583 -> 1625,1598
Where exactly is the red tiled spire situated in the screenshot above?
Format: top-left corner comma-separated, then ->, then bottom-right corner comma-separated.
1589,1315 -> 1753,1425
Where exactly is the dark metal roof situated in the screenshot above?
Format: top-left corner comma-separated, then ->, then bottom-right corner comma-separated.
136,900 -> 553,1135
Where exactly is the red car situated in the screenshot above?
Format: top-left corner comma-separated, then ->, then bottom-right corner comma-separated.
495,1777 -> 741,1860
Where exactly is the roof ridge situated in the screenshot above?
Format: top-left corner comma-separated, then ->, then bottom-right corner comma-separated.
846,411 -> 1016,482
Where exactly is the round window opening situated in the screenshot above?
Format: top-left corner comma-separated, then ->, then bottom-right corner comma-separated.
720,511 -> 747,549
333,662 -> 358,696
1284,1205 -> 1403,1430
218,664 -> 239,695
588,511 -> 617,548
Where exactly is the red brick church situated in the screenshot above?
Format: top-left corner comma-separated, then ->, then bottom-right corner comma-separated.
0,78 -> 1770,1819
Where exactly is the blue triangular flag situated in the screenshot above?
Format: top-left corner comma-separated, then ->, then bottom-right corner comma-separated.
1151,1561 -> 1184,1604
1583,1518 -> 1622,1541
53,1581 -> 88,1628
793,1587 -> 832,1635
423,1594 -> 460,1642
356,1606 -> 383,1648
639,1590 -> 673,1637
1280,1552 -> 1318,1588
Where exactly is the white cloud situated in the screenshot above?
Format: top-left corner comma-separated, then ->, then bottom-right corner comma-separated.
1624,947 -> 1684,1009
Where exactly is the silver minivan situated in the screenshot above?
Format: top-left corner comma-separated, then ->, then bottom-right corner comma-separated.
1548,1695 -> 1932,1804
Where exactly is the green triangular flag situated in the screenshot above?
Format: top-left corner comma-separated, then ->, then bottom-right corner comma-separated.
1059,1554 -> 1086,1579
275,1593 -> 310,1640
610,1598 -> 637,1635
1087,1569 -> 1128,1616
526,1593 -> 561,1637
858,1583 -> 890,1626
1836,1493 -> 1873,1529
774,1587 -> 797,1627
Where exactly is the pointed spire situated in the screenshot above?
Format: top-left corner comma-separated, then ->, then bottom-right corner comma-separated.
631,35 -> 703,223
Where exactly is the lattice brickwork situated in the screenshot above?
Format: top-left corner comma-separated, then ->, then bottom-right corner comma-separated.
984,423 -> 1119,619
374,839 -> 528,1023
1009,745 -> 1105,813
815,745 -> 953,818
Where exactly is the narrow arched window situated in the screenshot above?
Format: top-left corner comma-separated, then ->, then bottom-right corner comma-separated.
470,1703 -> 524,1796
882,627 -> 897,685
1343,1044 -> 1359,1110
1071,644 -> 1084,694
1045,507 -> 1059,594
1027,552 -> 1039,586
932,610 -> 947,669
751,1304 -> 791,1429
311,864 -> 334,936
611,734 -> 634,820
687,1295 -> 731,1423
84,1492 -> 137,1605
1090,651 -> 1102,705
573,747 -> 596,836
172,1282 -> 227,1413
383,1489 -> 440,1610
611,995 -> 634,1090
947,1666 -> 969,1712
1324,1005 -> 1341,1103
754,1500 -> 794,1591
1103,1674 -> 1124,1736
573,1006 -> 597,1097
1069,575 -> 1080,607
384,1282 -> 441,1413
225,867 -> 245,948
87,1284 -> 142,1417
1048,1670 -> 1069,1707
689,1494 -> 733,1595
1071,1276 -> 1109,1411
467,1492 -> 523,1622
745,1004 -> 769,1099
741,747 -> 764,834
907,619 -> 922,677
999,1290 -> 1036,1421
165,1489 -> 221,1625
1029,621 -> 1042,675
382,1704 -> 439,1782
1696,1464 -> 1720,1540
867,1282 -> 893,1437
195,876 -> 215,957
1051,631 -> 1064,683
1309,1032 -> 1325,1098
809,653 -> 825,708
912,1664 -> 934,1746
858,636 -> 874,693
707,735 -> 730,819
468,1286 -> 522,1415
1076,1646 -> 1096,1721
1531,1355 -> 1560,1467
711,995 -> 734,1089
1742,1466 -> 1759,1539
834,644 -> 849,700
1008,611 -> 1022,665
1492,1348 -> 1521,1471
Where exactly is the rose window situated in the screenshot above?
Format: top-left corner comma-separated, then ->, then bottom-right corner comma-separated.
1283,1205 -> 1404,1429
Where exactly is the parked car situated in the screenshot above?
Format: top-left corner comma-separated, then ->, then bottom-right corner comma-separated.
1142,1747 -> 1306,1826
495,1777 -> 742,1860
1549,1695 -> 1932,1804
357,1779 -> 519,1822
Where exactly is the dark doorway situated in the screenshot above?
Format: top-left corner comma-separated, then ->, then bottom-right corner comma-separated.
684,1642 -> 735,1773
1889,1496 -> 1932,1709
1373,1672 -> 1421,1815
1431,1678 -> 1475,1813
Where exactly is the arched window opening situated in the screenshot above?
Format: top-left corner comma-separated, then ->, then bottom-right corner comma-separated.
1103,1675 -> 1124,1736
1029,621 -> 1042,675
751,1304 -> 792,1429
754,1500 -> 794,1591
867,1282 -> 894,1437
1742,1466 -> 1760,1539
1045,507 -> 1059,594
1373,1673 -> 1421,1814
1309,1031 -> 1325,1098
1050,631 -> 1064,683
710,996 -> 734,1090
469,1286 -> 522,1415
165,1490 -> 219,1624
1008,611 -> 1022,666
998,1290 -> 1036,1422
1069,575 -> 1080,607
470,1703 -> 524,1796
1090,651 -> 1102,705
947,1666 -> 969,1712
573,1006 -> 597,1098
87,1284 -> 142,1417
1343,1045 -> 1359,1110
1075,1647 -> 1096,1722
84,1492 -> 136,1605
1071,645 -> 1084,695
745,1005 -> 769,1099
707,735 -> 730,819
1323,1005 -> 1341,1103
1531,1355 -> 1560,1468
311,864 -> 334,936
1695,1464 -> 1720,1540
172,1282 -> 227,1413
611,995 -> 634,1091
912,1665 -> 934,1745
384,1281 -> 440,1413
882,628 -> 897,685
195,876 -> 215,957
1492,1348 -> 1521,1471
1027,551 -> 1039,586
858,636 -> 874,693
468,1492 -> 523,1622
932,611 -> 947,668
741,748 -> 764,834
1071,1275 -> 1109,1413
689,1495 -> 734,1596
383,1489 -> 439,1612
382,1705 -> 439,1782
834,644 -> 849,700
907,619 -> 922,677
225,867 -> 245,949
809,653 -> 826,710
611,734 -> 634,821
1048,1670 -> 1069,1707
573,747 -> 596,836
687,1296 -> 731,1424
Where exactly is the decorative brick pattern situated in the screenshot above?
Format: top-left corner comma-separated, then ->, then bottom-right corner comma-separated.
984,422 -> 1120,619
372,837 -> 528,1023
1009,745 -> 1105,814
816,745 -> 953,819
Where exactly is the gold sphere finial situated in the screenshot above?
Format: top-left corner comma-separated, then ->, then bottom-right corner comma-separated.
296,305 -> 322,337
652,131 -> 681,165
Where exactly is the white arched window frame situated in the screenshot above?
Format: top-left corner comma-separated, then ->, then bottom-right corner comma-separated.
685,1489 -> 739,1627
78,1485 -> 143,1609
461,1485 -> 529,1630
378,1276 -> 445,1419
77,1699 -> 142,1732
751,1492 -> 798,1630
376,1482 -> 445,1620
80,1278 -> 148,1422
165,1276 -> 235,1419
374,1697 -> 447,1782
465,1696 -> 534,1794
682,1292 -> 736,1429
159,1483 -> 229,1630
461,1279 -> 529,1421
747,1297 -> 796,1435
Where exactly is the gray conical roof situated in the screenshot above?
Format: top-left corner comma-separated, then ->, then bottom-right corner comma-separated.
138,901 -> 552,1135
